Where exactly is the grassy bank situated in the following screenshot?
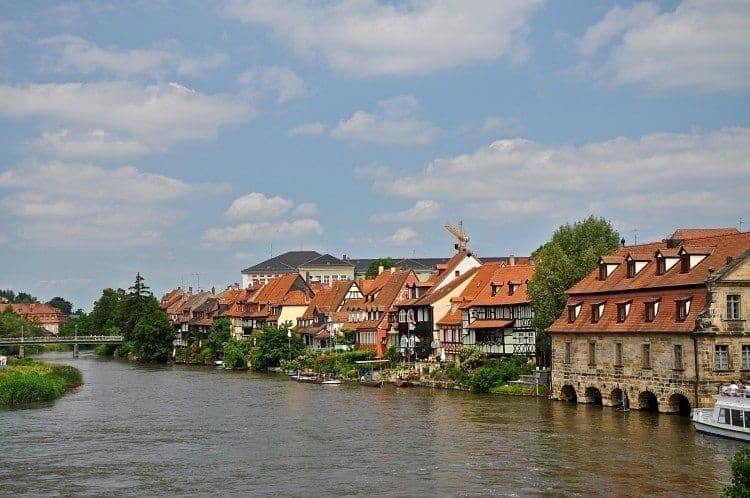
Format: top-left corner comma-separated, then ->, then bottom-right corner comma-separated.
0,359 -> 83,407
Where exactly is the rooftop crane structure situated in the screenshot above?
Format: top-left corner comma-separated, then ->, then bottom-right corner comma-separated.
444,220 -> 470,252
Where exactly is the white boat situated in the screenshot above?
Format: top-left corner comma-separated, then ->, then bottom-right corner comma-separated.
213,360 -> 224,367
693,391 -> 750,442
319,379 -> 341,385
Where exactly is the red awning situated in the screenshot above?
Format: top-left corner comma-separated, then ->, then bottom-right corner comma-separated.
468,319 -> 514,330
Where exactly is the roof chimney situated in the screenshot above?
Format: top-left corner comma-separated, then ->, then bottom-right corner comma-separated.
378,265 -> 384,275
390,267 -> 396,274
509,254 -> 515,266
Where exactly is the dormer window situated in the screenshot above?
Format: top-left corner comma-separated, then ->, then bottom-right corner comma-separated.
656,257 -> 666,275
678,247 -> 709,273
676,298 -> 691,322
645,300 -> 659,322
491,283 -> 501,297
680,254 -> 690,273
508,282 -> 519,295
591,303 -> 604,323
599,264 -> 607,281
598,258 -> 620,280
617,301 -> 631,322
627,260 -> 636,278
567,303 -> 582,323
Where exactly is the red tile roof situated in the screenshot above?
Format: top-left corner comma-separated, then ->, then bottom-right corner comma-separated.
550,230 -> 750,334
469,319 -> 514,330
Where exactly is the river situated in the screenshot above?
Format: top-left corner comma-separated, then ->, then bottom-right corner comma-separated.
0,352 -> 743,496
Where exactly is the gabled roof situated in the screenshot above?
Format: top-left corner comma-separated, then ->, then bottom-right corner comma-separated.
253,273 -> 312,306
412,266 -> 480,306
300,280 -> 358,319
241,251 -> 322,274
299,253 -> 353,268
467,264 -> 535,307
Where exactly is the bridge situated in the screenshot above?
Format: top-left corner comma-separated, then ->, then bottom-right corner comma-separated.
0,335 -> 123,358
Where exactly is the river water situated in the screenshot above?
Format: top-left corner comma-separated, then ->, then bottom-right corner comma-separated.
0,353 -> 743,496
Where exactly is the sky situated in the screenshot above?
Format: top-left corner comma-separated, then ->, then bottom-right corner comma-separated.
1,0 -> 749,311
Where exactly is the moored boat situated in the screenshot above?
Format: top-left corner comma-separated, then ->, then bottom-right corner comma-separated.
693,391 -> 750,442
359,379 -> 383,388
320,378 -> 342,385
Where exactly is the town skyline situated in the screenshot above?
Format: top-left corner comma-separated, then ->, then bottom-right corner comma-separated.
1,1 -> 748,310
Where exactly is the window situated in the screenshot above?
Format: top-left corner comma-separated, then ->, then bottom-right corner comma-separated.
676,299 -> 690,322
627,260 -> 636,278
617,303 -> 628,322
564,342 -> 571,364
742,345 -> 750,370
642,343 -> 651,369
588,341 -> 596,367
674,344 -> 684,370
645,300 -> 658,322
591,303 -> 603,323
656,257 -> 666,276
680,254 -> 690,273
615,342 -> 623,367
599,264 -> 607,281
728,294 -> 742,320
508,284 -> 518,296
568,306 -> 576,323
715,345 -> 729,371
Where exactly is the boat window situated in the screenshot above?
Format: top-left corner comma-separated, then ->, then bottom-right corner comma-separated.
718,408 -> 728,424
731,409 -> 745,428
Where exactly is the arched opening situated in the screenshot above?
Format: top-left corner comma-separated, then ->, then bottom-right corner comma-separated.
638,391 -> 659,412
610,388 -> 629,409
560,385 -> 577,402
666,393 -> 692,416
584,386 -> 603,405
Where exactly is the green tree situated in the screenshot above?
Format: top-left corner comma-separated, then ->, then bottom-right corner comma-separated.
528,216 -> 620,365
90,288 -> 126,334
365,258 -> 395,279
118,273 -> 154,341
46,297 -> 73,315
15,292 -> 38,304
222,338 -> 254,369
248,324 -> 305,370
129,300 -> 174,363
724,447 -> 750,497
208,318 -> 231,352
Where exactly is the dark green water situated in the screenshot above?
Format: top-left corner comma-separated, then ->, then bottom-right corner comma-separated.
0,353 -> 742,496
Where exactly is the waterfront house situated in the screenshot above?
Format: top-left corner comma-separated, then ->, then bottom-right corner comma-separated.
460,263 -> 536,360
394,249 -> 483,361
245,273 -> 314,330
296,279 -> 363,349
344,268 -> 419,358
7,303 -> 68,335
548,228 -> 750,414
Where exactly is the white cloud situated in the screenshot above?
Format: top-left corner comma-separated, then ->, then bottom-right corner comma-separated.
384,227 -> 421,246
223,0 -> 543,77
294,202 -> 318,217
31,129 -> 154,159
370,200 -> 440,223
39,35 -> 229,78
0,81 -> 253,154
224,192 -> 294,221
289,122 -> 326,136
203,219 -> 323,244
363,127 -> 750,225
0,161 -> 228,248
331,96 -> 438,145
237,66 -> 309,103
578,0 -> 750,92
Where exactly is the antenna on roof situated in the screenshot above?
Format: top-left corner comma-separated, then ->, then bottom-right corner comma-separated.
740,217 -> 744,232
632,228 -> 639,245
445,220 -> 470,252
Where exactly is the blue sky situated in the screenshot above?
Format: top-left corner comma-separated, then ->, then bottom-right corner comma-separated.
1,0 -> 748,311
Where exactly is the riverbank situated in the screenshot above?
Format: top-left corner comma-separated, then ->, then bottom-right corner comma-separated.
0,359 -> 83,407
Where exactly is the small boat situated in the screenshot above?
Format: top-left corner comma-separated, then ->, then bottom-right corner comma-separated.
213,360 -> 224,367
320,379 -> 342,385
693,389 -> 750,442
359,379 -> 383,388
295,374 -> 319,383
286,370 -> 299,378
394,379 -> 412,388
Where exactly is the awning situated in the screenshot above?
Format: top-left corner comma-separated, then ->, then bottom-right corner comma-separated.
468,319 -> 514,330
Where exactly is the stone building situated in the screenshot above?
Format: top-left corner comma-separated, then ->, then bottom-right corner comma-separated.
548,228 -> 750,414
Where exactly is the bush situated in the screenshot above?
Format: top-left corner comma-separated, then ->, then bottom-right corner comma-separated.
0,361 -> 83,406
725,448 -> 750,497
468,365 -> 503,393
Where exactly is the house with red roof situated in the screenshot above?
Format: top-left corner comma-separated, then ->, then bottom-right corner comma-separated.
548,228 -> 750,414
344,268 -> 419,358
296,279 -> 363,349
6,303 -> 68,335
435,262 -> 536,363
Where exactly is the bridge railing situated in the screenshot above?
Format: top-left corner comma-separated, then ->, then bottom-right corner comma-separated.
0,335 -> 124,345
